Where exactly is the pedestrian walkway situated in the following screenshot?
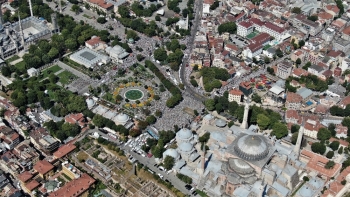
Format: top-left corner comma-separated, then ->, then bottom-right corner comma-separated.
9,58 -> 23,65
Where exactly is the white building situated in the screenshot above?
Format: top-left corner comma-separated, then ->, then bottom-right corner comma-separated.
237,21 -> 254,37
243,43 -> 263,59
276,61 -> 293,79
228,88 -> 243,103
70,48 -> 110,68
105,45 -> 129,62
27,68 -> 39,77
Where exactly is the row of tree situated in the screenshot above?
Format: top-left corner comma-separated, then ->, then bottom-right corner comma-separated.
200,67 -> 230,92
145,60 -> 183,108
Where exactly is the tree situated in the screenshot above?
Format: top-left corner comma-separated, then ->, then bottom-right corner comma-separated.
311,142 -> 326,155
307,15 -> 318,21
137,120 -> 149,130
335,0 -> 344,16
136,54 -> 144,61
48,47 -> 59,59
146,115 -> 157,124
210,0 -> 219,10
97,17 -> 107,24
199,132 -> 210,143
257,114 -> 270,130
218,22 -> 236,34
338,146 -> 343,154
163,155 -> 175,170
271,122 -> 288,139
317,128 -> 331,142
329,141 -> 340,151
303,176 -> 309,182
154,48 -> 167,61
118,5 -> 130,18
264,56 -> 270,64
291,124 -> 300,133
326,151 -> 334,159
205,99 -> 216,111
296,58 -> 301,65
155,15 -> 161,21
71,4 -> 81,13
298,40 -> 305,47
325,160 -> 335,169
48,73 -> 58,83
291,7 -> 301,14
276,48 -> 283,57
126,30 -> 138,40
291,132 -> 298,145
65,38 -> 78,51
1,66 -> 11,77
252,93 -> 262,103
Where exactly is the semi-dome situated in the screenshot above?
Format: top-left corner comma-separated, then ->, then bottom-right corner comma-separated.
163,148 -> 180,160
178,142 -> 193,152
116,113 -> 129,122
86,98 -> 95,108
177,128 -> 193,140
234,135 -> 269,161
228,158 -> 255,175
215,119 -> 226,127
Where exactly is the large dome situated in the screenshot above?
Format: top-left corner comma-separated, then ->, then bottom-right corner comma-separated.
177,128 -> 193,140
116,113 -> 129,122
163,148 -> 180,160
178,142 -> 193,152
228,158 -> 255,175
234,135 -> 269,161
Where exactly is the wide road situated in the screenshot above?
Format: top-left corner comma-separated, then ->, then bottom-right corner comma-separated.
179,0 -> 206,102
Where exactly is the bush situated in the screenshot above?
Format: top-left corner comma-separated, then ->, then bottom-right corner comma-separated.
176,173 -> 192,184
326,151 -> 334,159
303,176 -> 309,182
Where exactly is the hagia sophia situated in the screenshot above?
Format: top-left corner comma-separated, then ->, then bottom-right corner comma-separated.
160,101 -> 335,197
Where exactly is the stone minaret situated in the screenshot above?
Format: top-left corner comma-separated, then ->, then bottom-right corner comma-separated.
59,0 -> 62,13
28,0 -> 33,17
293,118 -> 305,156
0,3 -> 3,30
18,12 -> 25,47
240,99 -> 250,129
197,143 -> 206,175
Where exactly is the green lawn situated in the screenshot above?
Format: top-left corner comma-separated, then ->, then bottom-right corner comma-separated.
14,61 -> 26,72
57,70 -> 77,85
263,44 -> 271,50
246,31 -> 258,39
102,92 -> 116,103
196,190 -> 209,197
83,14 -> 92,19
41,65 -> 62,78
6,55 -> 20,64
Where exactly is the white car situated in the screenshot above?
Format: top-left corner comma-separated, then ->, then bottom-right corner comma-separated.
158,173 -> 164,179
159,166 -> 165,171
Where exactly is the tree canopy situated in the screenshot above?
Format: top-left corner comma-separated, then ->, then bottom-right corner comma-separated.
271,122 -> 288,139
311,142 -> 326,155
218,22 -> 236,34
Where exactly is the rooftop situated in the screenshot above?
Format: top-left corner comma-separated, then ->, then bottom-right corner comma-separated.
33,160 -> 54,175
48,173 -> 95,197
53,143 -> 76,159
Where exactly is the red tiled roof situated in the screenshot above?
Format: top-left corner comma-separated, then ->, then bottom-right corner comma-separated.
33,160 -> 54,175
85,36 -> 105,46
293,68 -> 309,77
17,171 -> 33,183
249,18 -> 264,26
264,22 -> 285,33
300,149 -> 341,178
340,95 -> 350,107
53,143 -> 76,159
247,42 -> 263,52
314,104 -> 329,114
88,0 -> 113,9
250,33 -> 270,45
25,180 -> 40,191
285,109 -> 299,120
229,88 -> 243,96
326,5 -> 340,14
322,166 -> 350,197
48,174 -> 95,197
238,21 -> 252,28
286,92 -> 303,103
240,81 -> 251,89
203,0 -> 214,4
343,26 -> 350,35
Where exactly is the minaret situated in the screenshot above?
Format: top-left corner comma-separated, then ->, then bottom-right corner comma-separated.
201,143 -> 206,175
293,118 -> 305,156
18,12 -> 25,47
0,3 -> 3,30
185,15 -> 189,30
28,0 -> 33,17
59,0 -> 62,13
240,98 -> 250,129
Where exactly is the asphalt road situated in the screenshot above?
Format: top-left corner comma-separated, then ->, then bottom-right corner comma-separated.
179,0 -> 206,102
